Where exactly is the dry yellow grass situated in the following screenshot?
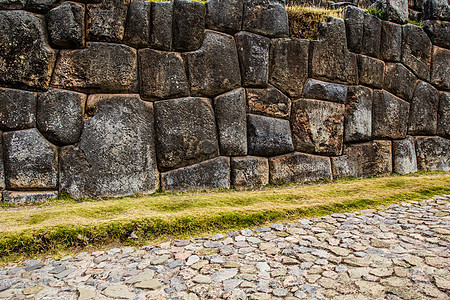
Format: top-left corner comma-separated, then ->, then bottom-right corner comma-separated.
287,6 -> 343,39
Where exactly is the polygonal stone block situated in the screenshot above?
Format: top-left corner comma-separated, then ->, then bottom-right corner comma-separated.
123,1 -> 151,48
358,55 -> 385,89
408,81 -> 439,135
231,156 -> 269,188
247,86 -> 291,119
86,0 -> 128,42
344,86 -> 373,143
431,46 -> 450,91
402,24 -> 432,81
0,88 -> 36,131
2,190 -> 57,204
172,0 -> 205,51
380,20 -> 402,62
0,0 -> 26,9
423,20 -> 450,49
47,1 -> 85,49
393,136 -> 418,174
372,90 -> 410,139
384,62 -> 417,101
344,6 -> 364,53
423,0 -> 450,21
26,0 -> 62,13
415,136 -> 449,171
243,0 -> 289,38
437,92 -> 450,138
302,79 -> 348,103
150,0 -> 172,50
0,133 -> 4,193
206,0 -> 243,33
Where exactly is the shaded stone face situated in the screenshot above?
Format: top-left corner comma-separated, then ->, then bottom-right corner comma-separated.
172,0 -> 205,51
415,136 -> 450,171
0,88 -> 36,131
437,92 -> 450,138
247,86 -> 291,119
373,90 -> 410,139
408,81 -> 439,135
344,6 -> 364,53
0,0 -> 26,9
422,20 -> 450,50
231,156 -> 269,188
26,0 -> 63,13
393,136 -> 418,175
384,62 -> 417,101
0,133 -> 4,193
302,79 -> 348,104
357,55 -> 385,89
361,12 -> 382,58
401,24 -> 432,81
431,46 -> 450,91
243,0 -> 289,37
344,86 -> 373,143
86,0 -> 129,42
423,0 -> 450,21
60,95 -> 159,199
291,99 -> 345,156
380,21 -> 402,62
206,0 -> 243,33
47,1 -> 85,49
154,97 -> 219,171
123,1 -> 151,48
2,191 -> 57,204
150,1 -> 172,50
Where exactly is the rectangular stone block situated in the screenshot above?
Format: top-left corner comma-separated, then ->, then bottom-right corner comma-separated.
243,0 -> 289,38
150,0 -> 172,50
172,0 -> 205,51
431,46 -> 450,91
415,136 -> 449,171
437,92 -> 450,138
393,136 -> 418,175
384,62 -> 417,102
408,81 -> 439,135
247,86 -> 291,119
0,88 -> 36,131
123,1 -> 151,48
402,24 -> 432,81
231,156 -> 269,188
373,90 -> 410,139
301,79 -> 348,103
206,0 -> 243,34
0,133 -> 4,193
86,0 -> 128,42
357,55 -> 385,89
380,21 -> 402,62
344,86 -> 373,143
2,190 -> 57,204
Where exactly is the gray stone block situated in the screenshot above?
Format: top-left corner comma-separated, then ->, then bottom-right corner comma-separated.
373,0 -> 409,24
344,6 -> 364,53
206,0 -> 243,33
402,24 -> 432,81
380,21 -> 402,62
423,0 -> 450,21
172,0 -> 205,51
247,86 -> 291,119
431,46 -> 450,91
150,1 -> 172,50
124,1 -> 151,48
344,86 -> 373,143
26,0 -> 62,13
0,133 -> 4,193
373,90 -> 410,139
231,156 -> 269,188
86,0 -> 128,42
243,0 -> 289,37
408,81 -> 439,135
2,191 -> 57,204
415,136 -> 449,171
0,88 -> 36,131
357,55 -> 385,89
437,92 -> 450,138
361,13 -> 382,58
0,0 -> 26,9
393,136 -> 418,174
384,62 -> 417,101
423,20 -> 450,49
301,79 -> 348,103
47,1 -> 85,48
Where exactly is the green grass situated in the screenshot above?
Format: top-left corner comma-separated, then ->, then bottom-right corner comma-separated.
367,7 -> 387,20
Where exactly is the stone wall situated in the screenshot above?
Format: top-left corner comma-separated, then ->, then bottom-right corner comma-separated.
0,0 -> 448,202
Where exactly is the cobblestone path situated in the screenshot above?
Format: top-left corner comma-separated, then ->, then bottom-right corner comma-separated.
1,195 -> 449,300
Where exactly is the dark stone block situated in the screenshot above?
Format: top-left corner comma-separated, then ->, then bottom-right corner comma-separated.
243,0 -> 289,37
2,191 -> 57,204
86,0 -> 128,42
437,92 -> 450,138
172,0 -> 205,51
431,46 -> 450,91
357,55 -> 385,89
344,85 -> 373,143
344,6 -> 364,53
393,136 -> 417,174
423,20 -> 450,49
150,1 -> 173,50
0,0 -> 26,9
0,88 -> 36,131
402,24 -> 432,81
373,90 -> 410,139
380,21 -> 402,62
247,86 -> 291,119
231,156 -> 269,188
0,133 -> 4,193
124,1 -> 151,48
302,79 -> 348,103
384,62 -> 417,101
361,13 -> 382,58
415,136 -> 449,171
408,81 -> 439,135
206,0 -> 243,33
423,0 -> 450,21
26,0 -> 62,13
47,1 -> 85,49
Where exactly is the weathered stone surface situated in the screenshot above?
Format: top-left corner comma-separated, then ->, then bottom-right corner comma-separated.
206,0 -> 243,33
310,17 -> 358,85
402,24 -> 432,81
423,20 -> 450,49
0,0 -> 26,9
331,141 -> 392,178
384,62 -> 417,101
380,21 -> 402,62
172,0 -> 205,51
269,38 -> 309,98
0,133 -> 4,193
408,81 -> 439,135
362,13 -> 382,58
231,156 -> 269,188
344,86 -> 373,143
236,31 -> 270,88
214,88 -> 247,156
243,0 -> 289,37
154,97 -> 218,170
302,79 -> 348,103
431,46 -> 450,91
423,0 -> 450,21
150,1 -> 172,50
185,31 -> 241,97
2,191 -> 57,204
0,88 -> 36,131
344,6 -> 364,53
393,136 -> 418,174
291,99 -> 345,156
247,86 -> 291,119
3,128 -> 58,190
60,95 -> 158,199
86,0 -> 128,42
123,1 -> 151,48
415,136 -> 450,171
37,89 -> 86,145
358,55 -> 385,89
373,0 -> 409,24
139,49 -> 188,100
25,0 -> 62,13
437,92 -> 450,137
52,42 -> 138,93
161,157 -> 230,192
47,1 -> 85,49
0,11 -> 57,91
247,114 -> 294,157
269,152 -> 332,184
373,90 -> 410,139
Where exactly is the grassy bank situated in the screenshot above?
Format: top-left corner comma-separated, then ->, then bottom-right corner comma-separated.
287,6 -> 343,39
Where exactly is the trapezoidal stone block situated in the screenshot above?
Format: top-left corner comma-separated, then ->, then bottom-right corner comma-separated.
231,156 -> 269,188
344,85 -> 373,143
423,20 -> 450,49
415,136 -> 450,171
86,0 -> 128,42
344,6 -> 364,54
393,136 -> 418,174
301,79 -> 348,104
206,0 -> 243,34
2,190 -> 57,204
0,88 -> 36,131
372,90 -> 410,139
408,80 -> 439,135
247,86 -> 291,119
384,62 -> 417,101
431,46 -> 450,91
123,1 -> 151,48
47,1 -> 85,49
438,92 -> 450,138
380,20 -> 402,62
172,0 -> 205,51
401,24 -> 432,81
150,0 -> 173,51
357,55 -> 385,89
242,0 -> 289,38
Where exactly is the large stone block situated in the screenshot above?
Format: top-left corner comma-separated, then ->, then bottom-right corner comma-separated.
150,1 -> 172,50
437,92 -> 450,138
344,6 -> 364,53
431,46 -> 450,91
0,88 -> 36,131
0,11 -> 57,91
185,31 -> 241,97
236,31 -> 270,88
60,95 -> 159,199
154,97 -> 219,170
415,136 -> 449,171
0,0 -> 26,9
123,1 -> 151,48
269,152 -> 332,184
243,0 -> 289,37
161,157 -> 230,192
361,13 -> 382,58
52,42 -> 138,93
86,0 -> 128,42
301,79 -> 348,104
139,49 -> 189,100
47,1 -> 85,49
344,86 -> 373,143
408,81 -> 439,135
393,136 -> 418,174
373,90 -> 410,139
231,156 -> 269,188
423,0 -> 450,21
172,0 -> 205,51
380,21 -> 402,62
206,0 -> 243,33
269,38 -> 309,98
423,20 -> 450,49
331,140 -> 392,178
37,89 -> 86,145
0,133 -> 4,193
2,191 -> 57,204
384,62 -> 417,101
3,128 -> 58,190
401,24 -> 432,81
247,86 -> 291,119
25,0 -> 62,13
357,55 -> 385,89
373,0 -> 409,24
291,99 -> 344,156
247,114 -> 294,157
214,88 -> 247,156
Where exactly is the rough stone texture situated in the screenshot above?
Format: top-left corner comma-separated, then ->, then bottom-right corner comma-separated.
0,0 -> 26,9
185,31 -> 241,97
2,190 -> 57,204
361,13 -> 382,58
247,86 -> 291,119
172,0 -> 205,51
0,11 -> 57,91
384,62 -> 417,101
139,49 -> 188,100
310,17 -> 358,85
47,1 -> 85,49
236,31 -> 270,88
344,6 -> 364,54
243,0 -> 289,37
0,88 -> 36,131
331,141 -> 392,178
123,1 -> 151,48
206,0 -> 243,33
247,114 -> 294,157
52,42 -> 138,93
380,21 -> 402,62
231,156 -> 269,188
150,1 -> 172,51
437,92 -> 450,137
415,136 -> 450,171
25,0 -> 62,13
60,95 -> 159,199
344,85 -> 373,143
37,89 -> 86,145
291,99 -> 345,156
214,88 -> 247,156
423,0 -> 450,21
269,38 -> 309,98
302,79 -> 348,103
0,133 -> 4,193
154,97 -> 218,171
161,157 -> 230,192
374,0 -> 409,24
408,80 -> 439,135
86,0 -> 128,42
402,24 -> 432,81
393,136 -> 418,174
373,90 -> 410,139
431,46 -> 450,91
423,20 -> 450,49
358,55 -> 385,89
269,152 -> 332,184
3,128 -> 58,190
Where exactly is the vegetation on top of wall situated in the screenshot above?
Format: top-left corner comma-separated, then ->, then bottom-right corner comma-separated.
367,6 -> 387,20
148,0 -> 207,3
